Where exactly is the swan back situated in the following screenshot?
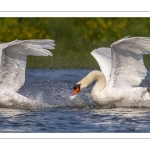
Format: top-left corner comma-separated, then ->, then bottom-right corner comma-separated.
0,39 -> 55,92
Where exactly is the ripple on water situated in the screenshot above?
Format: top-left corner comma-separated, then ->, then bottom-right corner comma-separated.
1,69 -> 150,133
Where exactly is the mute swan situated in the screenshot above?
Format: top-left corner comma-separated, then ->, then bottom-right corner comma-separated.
71,36 -> 150,107
0,39 -> 55,107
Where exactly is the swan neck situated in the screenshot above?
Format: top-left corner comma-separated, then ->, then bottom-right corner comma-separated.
92,71 -> 106,92
78,70 -> 106,91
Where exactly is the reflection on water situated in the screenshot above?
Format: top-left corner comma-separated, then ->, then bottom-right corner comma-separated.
0,69 -> 150,132
0,108 -> 27,117
91,108 -> 150,132
93,108 -> 149,118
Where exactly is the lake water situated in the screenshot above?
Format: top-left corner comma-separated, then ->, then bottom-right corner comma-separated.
1,69 -> 150,133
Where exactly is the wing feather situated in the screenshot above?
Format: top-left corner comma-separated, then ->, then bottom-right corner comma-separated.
0,39 -> 55,92
110,37 -> 150,88
91,47 -> 111,83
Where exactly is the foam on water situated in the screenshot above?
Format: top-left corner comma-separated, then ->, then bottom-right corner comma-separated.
69,95 -> 76,100
0,98 -> 52,110
0,91 -> 55,110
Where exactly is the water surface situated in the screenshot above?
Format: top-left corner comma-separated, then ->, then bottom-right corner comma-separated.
0,69 -> 150,133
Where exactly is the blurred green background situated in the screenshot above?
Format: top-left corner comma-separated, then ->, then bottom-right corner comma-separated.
0,17 -> 150,69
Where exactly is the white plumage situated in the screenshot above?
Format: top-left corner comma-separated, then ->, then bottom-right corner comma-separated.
0,39 -> 55,107
91,47 -> 111,84
72,36 -> 150,107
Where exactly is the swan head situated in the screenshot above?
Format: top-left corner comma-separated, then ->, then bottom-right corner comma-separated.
71,71 -> 106,96
72,84 -> 81,96
72,78 -> 90,96
72,77 -> 90,96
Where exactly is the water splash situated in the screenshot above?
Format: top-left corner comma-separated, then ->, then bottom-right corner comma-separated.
2,69 -> 150,110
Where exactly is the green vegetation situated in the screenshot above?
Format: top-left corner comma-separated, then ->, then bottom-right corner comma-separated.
0,18 -> 150,69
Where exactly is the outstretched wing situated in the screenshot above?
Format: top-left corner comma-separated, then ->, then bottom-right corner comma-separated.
110,37 -> 150,88
91,47 -> 111,83
0,39 -> 55,92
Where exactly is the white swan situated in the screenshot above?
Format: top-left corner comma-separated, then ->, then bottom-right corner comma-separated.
71,36 -> 150,107
0,39 -> 55,107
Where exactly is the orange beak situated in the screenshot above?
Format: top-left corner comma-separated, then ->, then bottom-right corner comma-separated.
72,86 -> 80,96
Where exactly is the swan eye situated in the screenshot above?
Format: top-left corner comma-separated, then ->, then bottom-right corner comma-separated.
72,84 -> 81,96
74,84 -> 80,90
